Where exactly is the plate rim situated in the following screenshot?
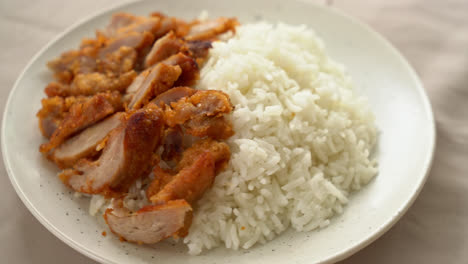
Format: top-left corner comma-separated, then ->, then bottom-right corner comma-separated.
1,0 -> 436,263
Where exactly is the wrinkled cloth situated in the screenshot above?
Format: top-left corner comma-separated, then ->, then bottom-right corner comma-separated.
0,0 -> 466,263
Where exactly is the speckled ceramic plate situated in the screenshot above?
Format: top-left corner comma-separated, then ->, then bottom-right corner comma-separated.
2,0 -> 435,263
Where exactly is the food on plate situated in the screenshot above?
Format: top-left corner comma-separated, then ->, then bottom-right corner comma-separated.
36,11 -> 378,255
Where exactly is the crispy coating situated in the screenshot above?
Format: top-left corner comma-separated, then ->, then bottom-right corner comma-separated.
45,71 -> 136,97
59,108 -> 164,195
40,91 -> 123,153
104,199 -> 192,244
144,31 -> 184,68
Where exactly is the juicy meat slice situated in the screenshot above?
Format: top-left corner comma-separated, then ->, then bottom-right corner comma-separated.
176,138 -> 231,174
151,86 -> 197,107
59,108 -> 164,194
161,53 -> 199,86
127,63 -> 182,109
148,139 -> 230,204
185,17 -> 239,41
37,96 -> 88,138
104,199 -> 192,244
45,71 -> 136,97
51,112 -> 124,168
144,31 -> 184,68
150,152 -> 215,205
40,91 -> 122,153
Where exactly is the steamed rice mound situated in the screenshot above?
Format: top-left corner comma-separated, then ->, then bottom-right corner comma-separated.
184,23 -> 378,254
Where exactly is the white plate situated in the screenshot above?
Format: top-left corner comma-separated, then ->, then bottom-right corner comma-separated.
1,0 -> 435,263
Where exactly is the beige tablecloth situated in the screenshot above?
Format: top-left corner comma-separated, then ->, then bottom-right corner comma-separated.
1,0 -> 467,263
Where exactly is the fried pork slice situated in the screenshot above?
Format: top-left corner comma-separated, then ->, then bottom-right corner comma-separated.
127,63 -> 182,109
98,31 -> 155,60
47,37 -> 104,83
184,115 -> 234,139
150,12 -> 188,38
149,139 -> 230,204
40,91 -> 122,153
37,96 -> 88,138
45,71 -> 136,97
145,164 -> 174,200
161,89 -> 234,139
59,108 -> 164,194
98,46 -> 137,75
186,40 -> 212,65
150,152 -> 215,205
104,199 -> 192,244
176,138 -> 231,174
51,112 -> 125,168
151,86 -> 197,107
185,17 -> 239,41
162,53 -> 199,86
144,31 -> 184,68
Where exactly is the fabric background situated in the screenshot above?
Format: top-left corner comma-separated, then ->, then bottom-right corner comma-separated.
0,0 -> 466,263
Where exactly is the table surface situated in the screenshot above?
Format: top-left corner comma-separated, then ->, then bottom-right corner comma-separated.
1,0 -> 467,263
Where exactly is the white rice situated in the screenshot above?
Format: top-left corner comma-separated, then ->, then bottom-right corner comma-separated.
184,22 -> 378,254
88,22 -> 378,255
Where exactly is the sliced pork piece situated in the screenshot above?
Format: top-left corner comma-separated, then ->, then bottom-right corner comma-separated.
145,165 -> 174,200
47,37 -> 104,83
98,46 -> 137,75
184,115 -> 234,139
104,199 -> 192,244
185,17 -> 238,41
127,63 -> 181,109
186,40 -> 212,65
47,51 -> 97,84
59,108 -> 164,194
162,53 -> 199,86
176,138 -> 231,174
144,31 -> 184,68
45,71 -> 136,97
37,96 -> 88,138
154,88 -> 234,139
123,69 -> 149,104
51,112 -> 124,168
150,152 -> 215,205
151,86 -> 196,107
98,31 -> 154,60
148,139 -> 230,204
40,91 -> 122,153
163,90 -> 233,126
151,15 -> 179,38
